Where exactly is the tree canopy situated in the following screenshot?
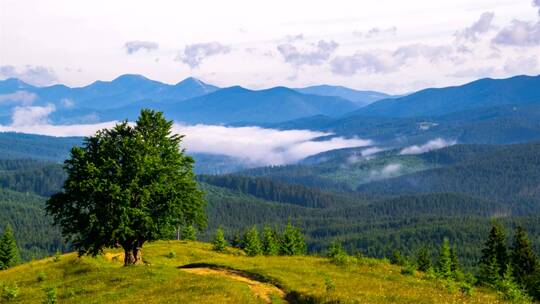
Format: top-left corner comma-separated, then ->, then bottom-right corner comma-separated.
46,109 -> 206,265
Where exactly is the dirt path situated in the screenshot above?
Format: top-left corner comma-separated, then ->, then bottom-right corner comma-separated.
180,267 -> 287,304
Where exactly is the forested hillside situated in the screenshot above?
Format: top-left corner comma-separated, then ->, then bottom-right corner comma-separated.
357,142 -> 540,205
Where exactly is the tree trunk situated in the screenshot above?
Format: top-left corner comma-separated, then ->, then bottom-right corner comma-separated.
123,243 -> 143,266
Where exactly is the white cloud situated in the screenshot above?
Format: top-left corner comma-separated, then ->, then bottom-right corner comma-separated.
399,138 -> 457,155
534,0 -> 540,16
0,65 -> 57,86
393,44 -> 453,62
363,27 -> 397,39
492,20 -> 540,46
124,40 -> 159,54
0,113 -> 372,165
177,42 -> 231,68
330,43 -> 454,76
11,104 -> 56,126
455,12 -> 495,42
277,40 -> 338,67
174,124 -> 371,165
330,51 -> 396,75
0,91 -> 37,106
369,163 -> 402,179
361,146 -> 384,157
60,98 -> 75,108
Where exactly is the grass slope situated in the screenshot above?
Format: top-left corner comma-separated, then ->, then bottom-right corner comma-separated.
0,241 -> 505,304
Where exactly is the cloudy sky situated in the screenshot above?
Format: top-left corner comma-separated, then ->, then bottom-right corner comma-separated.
1,0 -> 540,93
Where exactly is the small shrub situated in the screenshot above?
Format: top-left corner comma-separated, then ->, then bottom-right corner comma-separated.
444,279 -> 457,294
327,241 -> 358,266
52,251 -> 61,263
424,267 -> 437,280
212,227 -> 228,252
459,281 -> 473,296
401,263 -> 416,276
166,251 -> 176,259
324,277 -> 335,292
327,241 -> 345,259
331,253 -> 352,266
1,284 -> 19,301
37,271 -> 47,282
390,250 -> 406,266
42,287 -> 57,304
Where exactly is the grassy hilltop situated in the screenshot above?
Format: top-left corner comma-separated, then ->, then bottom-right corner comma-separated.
0,241 -> 506,304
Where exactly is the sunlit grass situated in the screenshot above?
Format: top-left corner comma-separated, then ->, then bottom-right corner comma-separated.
0,241 -> 506,303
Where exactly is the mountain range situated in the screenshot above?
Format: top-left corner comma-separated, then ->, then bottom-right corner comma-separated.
1,73 -> 540,146
0,75 -> 389,124
1,73 -> 540,127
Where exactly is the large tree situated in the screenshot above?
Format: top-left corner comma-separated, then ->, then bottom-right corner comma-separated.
46,110 -> 206,265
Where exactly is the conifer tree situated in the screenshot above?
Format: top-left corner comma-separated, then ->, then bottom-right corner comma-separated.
450,243 -> 461,273
281,222 -> 306,256
479,221 -> 509,282
483,255 -> 502,286
261,226 -> 279,256
417,245 -> 432,272
230,230 -> 243,249
498,264 -> 531,302
390,250 -> 406,266
510,226 -> 538,284
212,227 -> 228,252
243,226 -> 262,256
0,225 -> 20,270
436,238 -> 452,278
181,225 -> 197,241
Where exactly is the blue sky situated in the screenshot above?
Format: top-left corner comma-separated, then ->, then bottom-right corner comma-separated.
1,0 -> 539,93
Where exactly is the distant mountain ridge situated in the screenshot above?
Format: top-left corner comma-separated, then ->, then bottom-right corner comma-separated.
0,74 -> 219,111
350,74 -> 540,117
294,85 -> 391,107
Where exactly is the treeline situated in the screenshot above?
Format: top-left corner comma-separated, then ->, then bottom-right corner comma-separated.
386,222 -> 540,301
198,174 -> 358,208
203,182 -> 540,268
357,142 -> 540,204
240,165 -> 353,192
0,159 -> 65,196
0,189 -> 65,261
200,222 -> 306,256
0,132 -> 80,162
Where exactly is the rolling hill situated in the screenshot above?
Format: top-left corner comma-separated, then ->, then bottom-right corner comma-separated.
0,241 -> 505,304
